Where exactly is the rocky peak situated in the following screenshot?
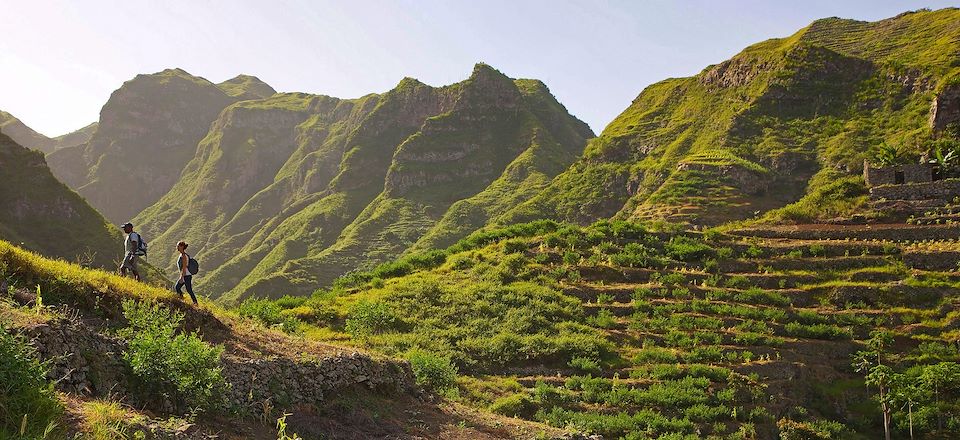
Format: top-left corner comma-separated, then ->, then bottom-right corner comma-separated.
217,74 -> 277,100
454,63 -> 522,111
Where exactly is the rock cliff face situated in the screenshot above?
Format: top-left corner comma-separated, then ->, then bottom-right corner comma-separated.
930,82 -> 960,132
0,133 -> 120,267
46,68 -> 246,222
500,8 -> 960,226
134,64 -> 592,300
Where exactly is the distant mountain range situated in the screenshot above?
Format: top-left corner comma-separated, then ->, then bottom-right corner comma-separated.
4,8 -> 959,301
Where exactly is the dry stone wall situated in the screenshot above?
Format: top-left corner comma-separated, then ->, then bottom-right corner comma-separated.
12,315 -> 416,418
869,179 -> 960,201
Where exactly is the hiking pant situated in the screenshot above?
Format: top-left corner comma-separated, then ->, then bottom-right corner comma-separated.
176,275 -> 198,305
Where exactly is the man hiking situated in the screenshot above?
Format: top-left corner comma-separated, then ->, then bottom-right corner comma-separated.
120,222 -> 143,281
175,241 -> 198,305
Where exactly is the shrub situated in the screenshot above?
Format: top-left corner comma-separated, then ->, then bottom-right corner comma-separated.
665,236 -> 714,261
588,309 -> 617,329
783,322 -> 851,340
0,325 -> 62,438
407,350 -> 458,395
121,300 -> 225,412
489,393 -> 535,417
568,356 -> 602,374
237,298 -> 304,333
345,301 -> 399,338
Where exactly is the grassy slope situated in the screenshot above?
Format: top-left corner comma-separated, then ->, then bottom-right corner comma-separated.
0,238 -> 564,439
0,132 -> 120,268
46,68 -> 241,223
135,64 -> 592,302
500,8 -> 960,227
247,219 -> 960,439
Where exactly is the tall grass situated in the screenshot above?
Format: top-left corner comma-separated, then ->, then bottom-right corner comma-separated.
0,324 -> 62,439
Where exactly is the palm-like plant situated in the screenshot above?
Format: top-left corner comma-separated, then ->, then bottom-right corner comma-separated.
931,146 -> 957,169
871,143 -> 903,167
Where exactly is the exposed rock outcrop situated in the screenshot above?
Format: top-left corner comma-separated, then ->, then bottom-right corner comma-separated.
930,82 -> 960,132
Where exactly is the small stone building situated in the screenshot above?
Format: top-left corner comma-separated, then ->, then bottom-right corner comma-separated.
863,160 -> 934,187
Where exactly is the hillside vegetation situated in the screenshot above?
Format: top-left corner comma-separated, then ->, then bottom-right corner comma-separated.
244,219 -> 960,439
134,64 -> 593,301
500,8 -> 960,227
0,238 -> 566,439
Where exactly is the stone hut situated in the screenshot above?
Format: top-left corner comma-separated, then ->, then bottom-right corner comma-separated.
863,160 -> 934,187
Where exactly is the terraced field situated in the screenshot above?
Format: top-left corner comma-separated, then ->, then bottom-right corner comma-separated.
247,220 -> 960,439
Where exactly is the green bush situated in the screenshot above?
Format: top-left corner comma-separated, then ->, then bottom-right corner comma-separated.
345,301 -> 399,338
0,325 -> 62,439
489,393 -> 535,417
407,350 -> 458,395
665,236 -> 713,262
121,300 -> 226,412
236,298 -> 304,334
783,322 -> 851,340
568,356 -> 602,374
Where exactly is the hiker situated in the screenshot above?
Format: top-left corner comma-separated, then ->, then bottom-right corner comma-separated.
175,241 -> 198,305
120,222 -> 143,281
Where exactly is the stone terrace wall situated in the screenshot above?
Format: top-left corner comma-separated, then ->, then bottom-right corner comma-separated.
869,179 -> 960,201
731,224 -> 960,241
14,317 -> 416,416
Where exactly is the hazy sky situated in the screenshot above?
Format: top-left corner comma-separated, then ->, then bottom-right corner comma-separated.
1,0 -> 957,137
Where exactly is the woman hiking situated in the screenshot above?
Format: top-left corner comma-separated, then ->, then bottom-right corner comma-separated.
175,241 -> 198,305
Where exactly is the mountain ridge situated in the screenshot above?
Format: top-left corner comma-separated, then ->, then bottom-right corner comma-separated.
130,63 -> 592,301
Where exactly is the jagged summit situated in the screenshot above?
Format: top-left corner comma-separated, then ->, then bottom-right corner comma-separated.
128,64 -> 592,300
47,68 -> 242,222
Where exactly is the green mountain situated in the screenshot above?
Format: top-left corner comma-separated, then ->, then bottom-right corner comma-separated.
46,68 -> 251,223
500,8 -> 960,227
134,64 -> 592,301
0,132 -> 120,267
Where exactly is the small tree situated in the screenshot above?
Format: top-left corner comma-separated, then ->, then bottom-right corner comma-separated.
853,329 -> 895,440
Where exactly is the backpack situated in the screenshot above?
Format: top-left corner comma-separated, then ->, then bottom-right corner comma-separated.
187,257 -> 199,275
132,233 -> 148,257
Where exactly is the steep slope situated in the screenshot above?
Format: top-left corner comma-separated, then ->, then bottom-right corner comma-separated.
501,8 -> 960,227
0,239 -> 558,439
135,64 -> 592,300
0,132 -> 119,267
46,68 -> 246,222
0,110 -> 55,153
